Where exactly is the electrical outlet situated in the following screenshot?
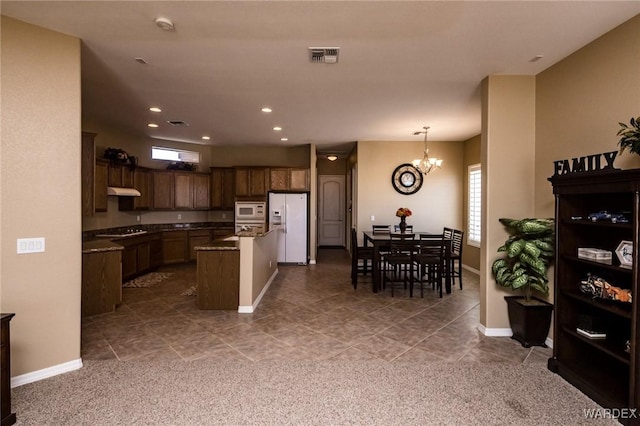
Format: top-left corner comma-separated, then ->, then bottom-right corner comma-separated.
269,260 -> 272,268
17,237 -> 45,254
222,213 -> 226,219
371,215 -> 375,222
136,215 -> 141,222
178,214 -> 182,220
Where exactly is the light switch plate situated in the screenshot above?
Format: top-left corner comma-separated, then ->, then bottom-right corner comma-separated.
17,237 -> 45,254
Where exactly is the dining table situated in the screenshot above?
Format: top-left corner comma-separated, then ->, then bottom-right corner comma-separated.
362,231 -> 452,294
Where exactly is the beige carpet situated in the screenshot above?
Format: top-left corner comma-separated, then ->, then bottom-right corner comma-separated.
122,272 -> 173,288
12,359 -> 615,425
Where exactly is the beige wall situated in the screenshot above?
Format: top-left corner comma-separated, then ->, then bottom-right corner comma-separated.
481,75 -> 536,330
535,14 -> 640,217
1,17 -> 82,376
355,139 -> 464,244
462,134 -> 481,271
210,145 -> 310,167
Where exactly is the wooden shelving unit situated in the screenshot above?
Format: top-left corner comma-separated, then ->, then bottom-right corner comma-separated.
548,169 -> 640,420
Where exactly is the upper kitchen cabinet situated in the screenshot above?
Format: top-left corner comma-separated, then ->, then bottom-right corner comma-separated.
235,167 -> 269,198
108,163 -> 134,188
174,172 -> 193,210
151,170 -> 210,210
269,168 -> 309,192
118,167 -> 151,211
152,170 -> 174,209
193,173 -> 211,210
81,132 -> 108,215
94,160 -> 109,212
210,167 -> 235,210
289,168 -> 309,191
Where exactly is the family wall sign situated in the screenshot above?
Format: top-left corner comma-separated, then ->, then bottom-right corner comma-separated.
553,151 -> 619,176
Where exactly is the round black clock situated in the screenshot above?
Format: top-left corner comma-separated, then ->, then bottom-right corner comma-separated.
391,163 -> 423,195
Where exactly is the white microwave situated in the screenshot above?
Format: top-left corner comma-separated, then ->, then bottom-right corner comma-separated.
235,202 -> 266,222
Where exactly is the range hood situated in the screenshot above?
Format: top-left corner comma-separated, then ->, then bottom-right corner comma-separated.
107,187 -> 141,197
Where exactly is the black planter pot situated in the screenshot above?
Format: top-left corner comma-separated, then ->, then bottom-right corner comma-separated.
505,295 -> 553,348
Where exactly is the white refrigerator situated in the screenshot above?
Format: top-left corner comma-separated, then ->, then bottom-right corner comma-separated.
269,192 -> 308,264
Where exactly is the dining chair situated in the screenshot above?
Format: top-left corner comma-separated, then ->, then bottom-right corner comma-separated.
350,228 -> 373,289
413,236 -> 446,298
450,229 -> 464,290
393,224 -> 414,233
443,227 -> 453,240
382,233 -> 417,297
372,225 -> 391,233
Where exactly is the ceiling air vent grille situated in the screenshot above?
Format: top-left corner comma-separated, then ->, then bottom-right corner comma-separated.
166,120 -> 189,127
309,47 -> 340,64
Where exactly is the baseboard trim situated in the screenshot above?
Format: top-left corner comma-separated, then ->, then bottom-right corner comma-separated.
238,268 -> 279,314
12,358 -> 83,388
479,325 -> 554,348
479,325 -> 513,337
462,264 -> 480,275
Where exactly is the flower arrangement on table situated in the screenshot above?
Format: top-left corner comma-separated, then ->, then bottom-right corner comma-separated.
396,207 -> 412,217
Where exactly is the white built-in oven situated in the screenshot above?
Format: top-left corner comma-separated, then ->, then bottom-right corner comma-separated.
234,222 -> 266,234
235,202 -> 266,222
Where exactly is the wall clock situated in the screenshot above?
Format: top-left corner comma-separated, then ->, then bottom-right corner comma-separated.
391,163 -> 423,195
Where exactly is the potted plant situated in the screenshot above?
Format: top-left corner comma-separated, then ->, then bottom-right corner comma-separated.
491,217 -> 555,347
617,116 -> 640,155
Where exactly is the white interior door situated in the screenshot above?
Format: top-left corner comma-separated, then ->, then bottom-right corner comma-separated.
318,175 -> 345,246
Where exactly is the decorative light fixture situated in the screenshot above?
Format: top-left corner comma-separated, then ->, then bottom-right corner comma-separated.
412,126 -> 442,174
327,154 -> 338,161
155,17 -> 175,31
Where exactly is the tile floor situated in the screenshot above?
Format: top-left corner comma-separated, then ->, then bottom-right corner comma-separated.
81,248 -> 552,365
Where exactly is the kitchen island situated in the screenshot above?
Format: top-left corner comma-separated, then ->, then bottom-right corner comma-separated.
81,239 -> 124,316
195,229 -> 278,312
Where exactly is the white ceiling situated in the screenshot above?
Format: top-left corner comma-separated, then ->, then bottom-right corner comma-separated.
2,1 -> 639,154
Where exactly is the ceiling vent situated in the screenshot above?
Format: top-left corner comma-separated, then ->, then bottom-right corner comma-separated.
309,47 -> 340,64
166,120 -> 189,127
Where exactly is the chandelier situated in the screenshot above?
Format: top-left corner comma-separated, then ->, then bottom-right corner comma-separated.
412,126 -> 442,174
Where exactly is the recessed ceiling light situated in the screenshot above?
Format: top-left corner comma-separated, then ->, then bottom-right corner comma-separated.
202,136 -> 211,140
155,17 -> 175,31
529,55 -> 544,62
280,138 -> 288,142
147,123 -> 159,128
134,57 -> 148,65
273,126 -> 282,131
261,107 -> 272,113
149,107 -> 162,112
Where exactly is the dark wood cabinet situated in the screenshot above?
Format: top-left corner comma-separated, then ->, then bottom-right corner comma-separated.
152,171 -> 174,209
289,168 -> 309,191
162,230 -> 189,264
108,164 -> 134,188
174,172 -> 193,210
269,167 -> 310,192
81,132 -> 108,215
188,229 -> 212,261
193,173 -> 210,210
548,169 -> 640,415
236,167 -> 269,198
81,132 -> 97,217
269,168 -> 289,191
117,234 -> 157,281
94,160 -> 109,213
151,171 -> 210,210
149,233 -> 163,270
197,250 -> 240,310
210,168 -> 235,210
119,168 -> 151,211
82,250 -> 122,316
1,313 -> 16,426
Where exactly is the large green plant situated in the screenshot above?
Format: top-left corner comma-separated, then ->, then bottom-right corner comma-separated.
617,116 -> 640,155
491,218 -> 555,301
